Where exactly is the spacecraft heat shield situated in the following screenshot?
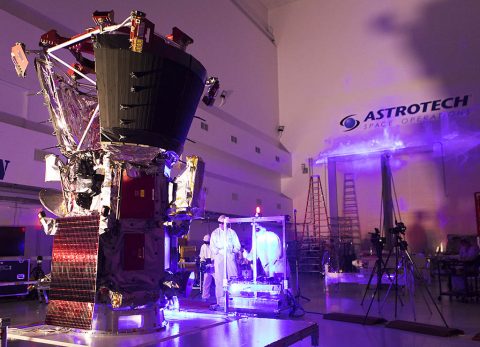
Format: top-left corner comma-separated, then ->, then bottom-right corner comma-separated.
93,33 -> 207,155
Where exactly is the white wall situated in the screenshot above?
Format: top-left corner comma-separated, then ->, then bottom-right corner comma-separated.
0,123 -> 58,187
270,0 -> 480,251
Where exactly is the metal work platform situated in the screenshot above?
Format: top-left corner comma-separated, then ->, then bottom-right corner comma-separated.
6,310 -> 319,347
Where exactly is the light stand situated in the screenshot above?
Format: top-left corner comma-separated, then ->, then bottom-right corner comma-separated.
361,153 -> 397,312
360,229 -> 389,306
363,225 -> 405,321
379,233 -> 416,318
380,225 -> 463,336
364,222 -> 450,327
362,153 -> 413,322
389,229 -> 446,325
362,154 -> 417,322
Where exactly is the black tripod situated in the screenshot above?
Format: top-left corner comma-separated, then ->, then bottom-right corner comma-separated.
362,154 -> 407,319
363,224 -> 406,321
360,228 -> 403,307
360,154 -> 452,330
364,222 -> 449,328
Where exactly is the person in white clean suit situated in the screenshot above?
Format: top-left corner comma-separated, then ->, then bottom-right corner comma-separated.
199,234 -> 214,301
244,225 -> 282,278
209,215 -> 240,309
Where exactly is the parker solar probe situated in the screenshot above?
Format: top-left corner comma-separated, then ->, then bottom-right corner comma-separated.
11,10 -> 213,333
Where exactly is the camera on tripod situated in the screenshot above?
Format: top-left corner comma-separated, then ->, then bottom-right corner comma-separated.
389,222 -> 408,250
389,221 -> 406,235
369,228 -> 386,258
369,228 -> 386,246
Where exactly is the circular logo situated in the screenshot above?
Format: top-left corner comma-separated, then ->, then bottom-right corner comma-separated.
340,114 -> 360,131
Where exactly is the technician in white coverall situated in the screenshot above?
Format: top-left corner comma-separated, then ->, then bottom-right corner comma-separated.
209,215 -> 241,308
199,234 -> 214,301
244,225 -> 282,277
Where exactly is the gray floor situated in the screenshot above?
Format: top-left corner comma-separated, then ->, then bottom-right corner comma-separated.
294,273 -> 480,346
1,273 -> 479,346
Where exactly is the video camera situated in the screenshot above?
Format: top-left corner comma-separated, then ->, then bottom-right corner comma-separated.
389,222 -> 408,250
369,228 -> 385,245
369,228 -> 386,258
389,221 -> 406,235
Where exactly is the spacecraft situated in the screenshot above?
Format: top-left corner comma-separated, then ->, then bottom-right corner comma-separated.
12,10 -> 212,332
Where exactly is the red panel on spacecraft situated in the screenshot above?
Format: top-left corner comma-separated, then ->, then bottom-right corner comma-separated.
120,171 -> 155,218
123,233 -> 145,271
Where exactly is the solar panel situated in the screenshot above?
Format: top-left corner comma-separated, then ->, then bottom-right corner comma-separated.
45,215 -> 100,330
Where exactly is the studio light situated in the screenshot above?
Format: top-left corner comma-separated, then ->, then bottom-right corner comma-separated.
202,77 -> 220,106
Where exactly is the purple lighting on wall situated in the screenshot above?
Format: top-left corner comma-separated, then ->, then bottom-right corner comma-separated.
317,105 -> 480,168
316,129 -> 405,164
